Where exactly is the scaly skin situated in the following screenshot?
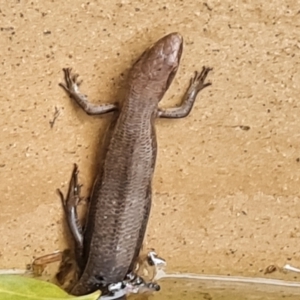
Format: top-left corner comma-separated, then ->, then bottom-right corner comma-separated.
58,32 -> 212,296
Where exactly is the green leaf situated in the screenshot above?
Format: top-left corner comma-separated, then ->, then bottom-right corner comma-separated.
0,275 -> 100,300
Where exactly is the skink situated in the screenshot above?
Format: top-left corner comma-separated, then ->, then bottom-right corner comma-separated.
58,32 -> 212,296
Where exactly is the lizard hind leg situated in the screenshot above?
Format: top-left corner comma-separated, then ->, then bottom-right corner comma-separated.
57,164 -> 84,258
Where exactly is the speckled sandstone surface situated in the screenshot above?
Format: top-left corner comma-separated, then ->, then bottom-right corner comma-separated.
0,0 -> 300,283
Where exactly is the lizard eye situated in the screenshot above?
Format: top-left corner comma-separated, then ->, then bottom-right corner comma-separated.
165,66 -> 178,90
165,43 -> 182,90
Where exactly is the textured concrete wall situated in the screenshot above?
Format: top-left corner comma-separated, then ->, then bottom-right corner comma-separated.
0,0 -> 299,282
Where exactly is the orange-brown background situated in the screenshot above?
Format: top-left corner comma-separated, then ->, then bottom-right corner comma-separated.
0,0 -> 299,282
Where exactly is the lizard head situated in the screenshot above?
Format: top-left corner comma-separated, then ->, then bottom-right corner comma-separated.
129,32 -> 183,102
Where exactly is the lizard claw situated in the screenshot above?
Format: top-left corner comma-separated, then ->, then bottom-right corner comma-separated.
59,68 -> 82,94
189,66 -> 213,92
